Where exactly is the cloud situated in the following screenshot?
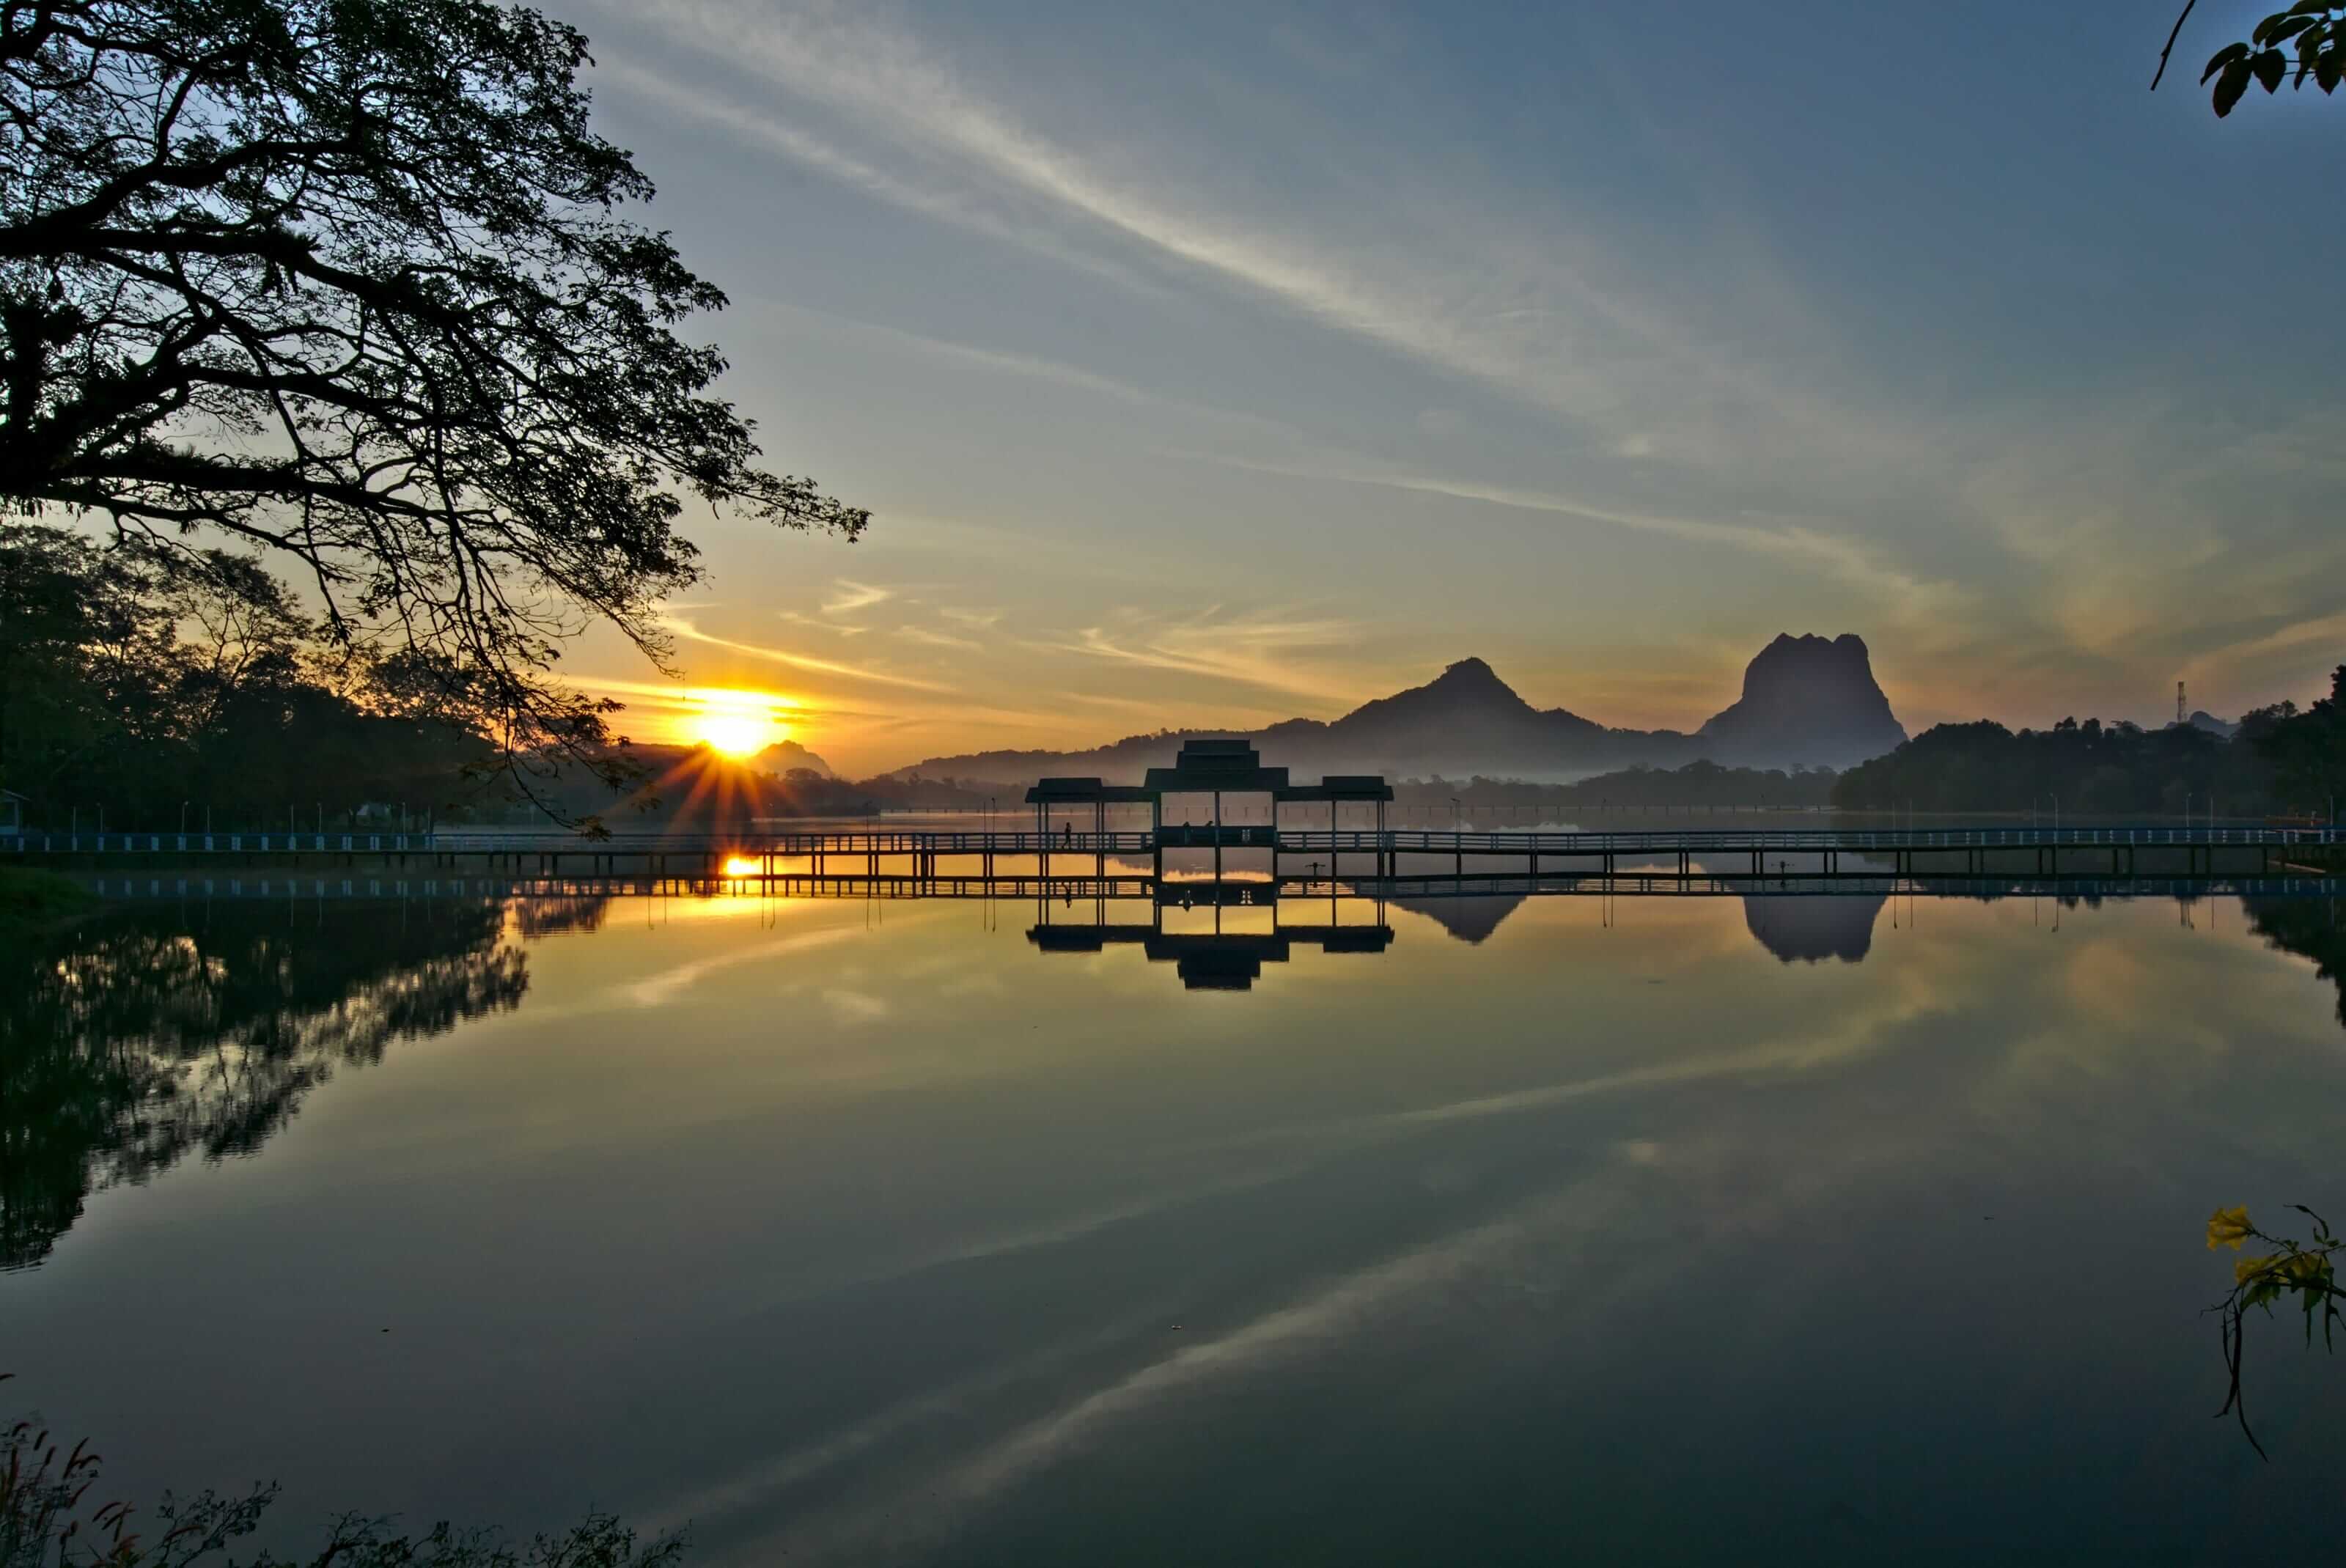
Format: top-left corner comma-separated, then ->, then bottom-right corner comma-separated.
822,580 -> 894,616
1027,605 -> 1365,707
658,612 -> 960,693
595,0 -> 1894,475
1202,450 -> 1974,643
896,625 -> 983,651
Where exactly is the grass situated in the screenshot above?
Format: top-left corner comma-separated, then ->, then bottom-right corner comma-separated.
0,866 -> 98,941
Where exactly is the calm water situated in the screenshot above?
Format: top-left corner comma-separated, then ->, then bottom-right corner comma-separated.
7,883 -> 2346,1563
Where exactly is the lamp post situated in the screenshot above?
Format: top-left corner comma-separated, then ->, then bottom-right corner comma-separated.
180,800 -> 189,833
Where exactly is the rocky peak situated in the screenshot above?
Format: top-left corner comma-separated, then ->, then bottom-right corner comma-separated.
1428,656 -> 1510,693
1696,632 -> 1905,768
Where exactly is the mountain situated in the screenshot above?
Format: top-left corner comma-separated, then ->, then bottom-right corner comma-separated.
2177,710 -> 2237,739
1694,634 -> 1906,770
894,633 -> 1904,784
751,739 -> 835,776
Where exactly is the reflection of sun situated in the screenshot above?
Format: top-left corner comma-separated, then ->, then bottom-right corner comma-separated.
691,690 -> 782,757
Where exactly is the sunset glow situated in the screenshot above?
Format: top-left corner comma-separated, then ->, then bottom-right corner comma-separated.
689,689 -> 784,757
722,855 -> 760,876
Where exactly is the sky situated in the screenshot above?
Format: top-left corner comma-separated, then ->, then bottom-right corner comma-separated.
539,0 -> 2346,777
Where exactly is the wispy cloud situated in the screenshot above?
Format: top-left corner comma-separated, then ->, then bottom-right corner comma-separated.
822,579 -> 894,616
1028,606 -> 1364,707
658,612 -> 960,693
896,625 -> 982,651
597,0 -> 1894,475
1204,450 -> 1974,643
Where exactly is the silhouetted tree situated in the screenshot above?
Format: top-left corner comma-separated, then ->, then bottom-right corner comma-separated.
1830,715 -> 2285,816
2249,666 -> 2346,817
0,0 -> 866,804
2156,4 -> 2345,113
0,521 -> 503,825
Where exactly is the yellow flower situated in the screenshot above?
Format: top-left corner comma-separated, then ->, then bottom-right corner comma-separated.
2236,1254 -> 2280,1286
2283,1252 -> 2331,1284
2207,1207 -> 2254,1251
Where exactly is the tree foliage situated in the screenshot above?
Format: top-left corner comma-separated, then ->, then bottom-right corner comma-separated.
0,0 -> 864,804
2161,3 -> 2345,113
1829,688 -> 2345,818
1,1396 -> 683,1565
0,521 -> 499,826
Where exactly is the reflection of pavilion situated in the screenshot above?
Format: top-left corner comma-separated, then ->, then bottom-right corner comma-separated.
1023,740 -> 1398,989
1027,879 -> 1394,990
1026,739 -> 1393,880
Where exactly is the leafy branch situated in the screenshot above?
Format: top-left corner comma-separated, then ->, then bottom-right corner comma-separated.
2203,1204 -> 2345,1459
2157,3 -> 2346,114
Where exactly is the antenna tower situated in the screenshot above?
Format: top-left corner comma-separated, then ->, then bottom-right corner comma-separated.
2177,680 -> 2186,726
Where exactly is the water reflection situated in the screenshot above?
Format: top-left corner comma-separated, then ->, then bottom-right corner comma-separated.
10,880 -> 2346,1563
10,882 -> 2345,1276
1389,893 -> 1525,943
2245,895 -> 2346,1027
1741,892 -> 1886,963
0,897 -> 601,1270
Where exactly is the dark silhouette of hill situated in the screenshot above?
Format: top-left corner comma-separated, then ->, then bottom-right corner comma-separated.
1741,892 -> 1887,963
1391,892 -> 1529,943
1696,633 -> 1905,770
1393,886 -> 1888,957
2177,710 -> 2237,738
897,635 -> 1904,784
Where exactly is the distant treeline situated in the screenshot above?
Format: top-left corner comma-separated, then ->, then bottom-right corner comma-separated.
1829,672 -> 2345,818
574,760 -> 1000,826
1,524 -> 501,831
0,523 -> 1022,831
1394,761 -> 1840,811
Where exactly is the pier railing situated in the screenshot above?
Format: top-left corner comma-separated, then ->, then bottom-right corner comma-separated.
5,824 -> 2337,858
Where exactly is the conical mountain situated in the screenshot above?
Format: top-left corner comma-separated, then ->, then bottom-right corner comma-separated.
1317,658 -> 1611,779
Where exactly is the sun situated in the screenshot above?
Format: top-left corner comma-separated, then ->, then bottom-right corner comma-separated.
699,711 -> 767,757
689,690 -> 782,757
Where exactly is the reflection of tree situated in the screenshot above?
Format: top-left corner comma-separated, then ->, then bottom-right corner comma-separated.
508,896 -> 616,939
2243,898 -> 2346,1030
0,898 -> 590,1270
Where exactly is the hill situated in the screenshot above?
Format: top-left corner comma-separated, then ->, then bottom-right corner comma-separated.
895,634 -> 1905,784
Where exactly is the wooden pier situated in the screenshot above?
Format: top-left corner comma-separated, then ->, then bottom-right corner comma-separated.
10,741 -> 2336,884
13,821 -> 2337,881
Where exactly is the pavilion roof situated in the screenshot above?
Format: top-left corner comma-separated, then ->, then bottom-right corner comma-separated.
1024,777 -> 1156,803
1274,775 -> 1394,803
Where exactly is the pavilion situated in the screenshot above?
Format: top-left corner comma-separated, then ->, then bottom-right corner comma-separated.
1025,738 -> 1393,877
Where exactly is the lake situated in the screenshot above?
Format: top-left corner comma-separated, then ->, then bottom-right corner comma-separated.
7,880 -> 2345,1564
